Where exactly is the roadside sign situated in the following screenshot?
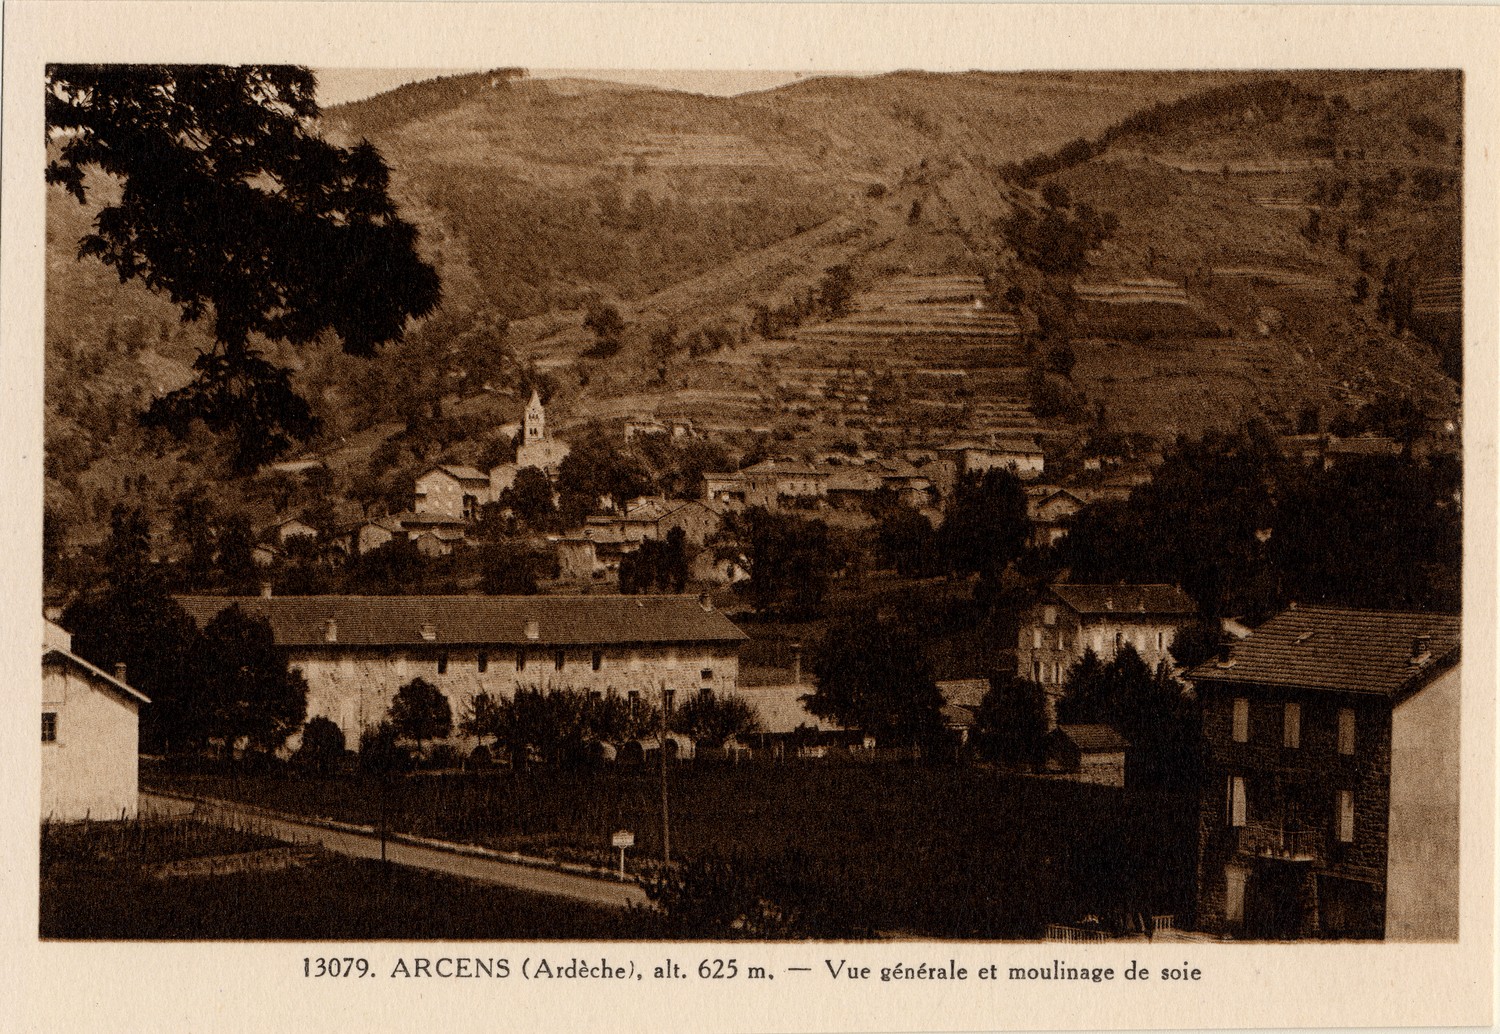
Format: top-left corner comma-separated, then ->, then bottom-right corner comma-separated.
612,830 -> 635,848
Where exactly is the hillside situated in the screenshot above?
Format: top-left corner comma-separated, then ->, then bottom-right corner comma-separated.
44,68 -> 1462,554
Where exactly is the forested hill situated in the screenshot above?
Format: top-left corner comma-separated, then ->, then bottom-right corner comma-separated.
45,68 -> 1462,560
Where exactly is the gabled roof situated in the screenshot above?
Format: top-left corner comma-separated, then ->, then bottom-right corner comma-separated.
1188,605 -> 1460,697
43,646 -> 151,705
740,459 -> 823,477
418,464 -> 490,484
173,595 -> 749,648
1050,584 -> 1197,617
1055,724 -> 1129,753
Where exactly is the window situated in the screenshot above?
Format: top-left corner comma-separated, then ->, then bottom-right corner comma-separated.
477,652 -> 488,673
1283,702 -> 1301,749
699,686 -> 714,701
1043,606 -> 1057,626
1056,632 -> 1064,650
1227,775 -> 1247,827
1232,698 -> 1250,743
1337,790 -> 1355,843
592,651 -> 603,672
1114,630 -> 1124,654
1224,866 -> 1247,926
1033,629 -> 1043,649
1338,708 -> 1356,755
516,649 -> 526,672
627,690 -> 640,712
437,653 -> 448,675
554,650 -> 565,671
701,668 -> 713,681
41,712 -> 57,743
1157,631 -> 1165,652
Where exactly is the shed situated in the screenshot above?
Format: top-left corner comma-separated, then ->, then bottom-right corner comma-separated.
1045,723 -> 1129,787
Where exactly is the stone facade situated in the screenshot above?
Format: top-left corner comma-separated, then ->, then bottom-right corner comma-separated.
292,642 -> 742,751
1194,681 -> 1393,938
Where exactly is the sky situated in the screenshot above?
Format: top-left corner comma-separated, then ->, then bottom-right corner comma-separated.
314,68 -> 828,108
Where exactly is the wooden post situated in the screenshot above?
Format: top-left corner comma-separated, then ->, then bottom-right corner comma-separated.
660,682 -> 671,867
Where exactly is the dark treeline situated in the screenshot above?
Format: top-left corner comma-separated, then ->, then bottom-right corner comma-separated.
998,79 -> 1319,186
1061,423 -> 1461,620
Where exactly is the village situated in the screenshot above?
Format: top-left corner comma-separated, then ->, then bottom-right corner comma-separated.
38,66 -> 1463,943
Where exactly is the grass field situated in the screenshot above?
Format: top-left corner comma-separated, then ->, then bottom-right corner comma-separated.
41,818 -> 667,940
148,765 -> 1198,938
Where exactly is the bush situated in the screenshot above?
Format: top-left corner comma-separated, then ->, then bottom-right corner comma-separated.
359,721 -> 414,774
645,852 -> 870,938
294,716 -> 346,775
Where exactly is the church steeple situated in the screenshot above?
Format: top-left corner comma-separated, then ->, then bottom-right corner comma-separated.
525,389 -> 545,442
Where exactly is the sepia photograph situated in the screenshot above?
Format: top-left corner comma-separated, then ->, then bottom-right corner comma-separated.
4,3 -> 1496,1032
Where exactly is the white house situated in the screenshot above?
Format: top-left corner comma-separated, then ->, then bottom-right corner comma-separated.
41,621 -> 150,821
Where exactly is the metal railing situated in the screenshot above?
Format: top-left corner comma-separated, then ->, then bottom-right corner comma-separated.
1238,823 -> 1323,861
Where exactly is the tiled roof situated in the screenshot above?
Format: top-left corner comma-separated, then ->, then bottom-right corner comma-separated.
1188,605 -> 1460,696
941,703 -> 978,729
937,679 -> 990,708
174,595 -> 749,649
1051,584 -> 1197,616
727,686 -> 843,734
1056,724 -> 1129,753
420,464 -> 489,483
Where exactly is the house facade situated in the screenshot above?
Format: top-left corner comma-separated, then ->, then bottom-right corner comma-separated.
41,620 -> 150,821
413,465 -> 490,521
1190,605 -> 1460,941
1017,583 -> 1197,721
175,595 -> 748,752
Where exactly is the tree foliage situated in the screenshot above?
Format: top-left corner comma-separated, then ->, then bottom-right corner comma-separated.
938,468 -> 1030,584
720,508 -> 838,618
197,605 -> 309,756
670,693 -> 760,748
388,677 -> 453,753
805,609 -> 945,748
46,65 -> 440,469
974,674 -> 1048,769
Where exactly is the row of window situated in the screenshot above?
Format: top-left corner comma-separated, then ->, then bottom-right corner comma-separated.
1225,775 -> 1356,843
1030,626 -> 1168,655
429,650 -> 714,682
1230,698 -> 1356,753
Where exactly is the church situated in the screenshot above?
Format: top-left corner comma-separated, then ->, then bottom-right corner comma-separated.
489,389 -> 570,498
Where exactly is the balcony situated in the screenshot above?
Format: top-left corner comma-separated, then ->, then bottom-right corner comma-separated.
1237,823 -> 1323,863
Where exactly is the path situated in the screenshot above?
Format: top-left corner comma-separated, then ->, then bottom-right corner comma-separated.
141,791 -> 650,911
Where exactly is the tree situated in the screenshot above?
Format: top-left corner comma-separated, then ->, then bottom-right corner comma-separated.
46,65 -> 440,469
198,605 -> 309,756
974,674 -> 1048,769
389,677 -> 453,756
875,506 -> 939,577
583,303 -> 626,357
817,264 -> 855,319
499,466 -> 557,529
1168,619 -> 1226,670
479,541 -> 542,594
671,693 -> 760,748
295,716 -> 346,774
938,468 -> 1030,586
619,527 -> 690,594
805,609 -> 944,750
722,509 -> 838,618
459,691 -> 505,752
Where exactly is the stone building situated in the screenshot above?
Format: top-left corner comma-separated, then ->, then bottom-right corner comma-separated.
41,620 -> 149,821
514,389 -> 570,472
1190,605 -> 1460,940
175,594 -> 747,752
413,465 -> 490,521
1016,583 -> 1197,722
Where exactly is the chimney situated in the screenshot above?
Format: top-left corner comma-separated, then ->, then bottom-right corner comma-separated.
421,622 -> 437,641
324,618 -> 338,644
525,619 -> 540,641
1411,635 -> 1432,663
113,662 -> 127,683
260,582 -> 273,599
698,593 -> 714,612
1215,642 -> 1235,668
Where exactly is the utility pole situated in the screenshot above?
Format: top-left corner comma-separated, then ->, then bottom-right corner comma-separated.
660,682 -> 673,867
